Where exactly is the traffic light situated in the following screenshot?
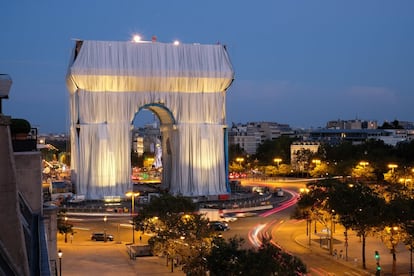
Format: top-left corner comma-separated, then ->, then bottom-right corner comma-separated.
375,251 -> 381,275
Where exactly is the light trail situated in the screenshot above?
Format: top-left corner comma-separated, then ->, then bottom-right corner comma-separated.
260,189 -> 300,217
248,223 -> 267,248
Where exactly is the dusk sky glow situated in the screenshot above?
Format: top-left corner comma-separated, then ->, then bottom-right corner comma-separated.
1,1 -> 413,133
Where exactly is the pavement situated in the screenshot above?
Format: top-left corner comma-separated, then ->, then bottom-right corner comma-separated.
57,235 -> 185,276
293,222 -> 413,276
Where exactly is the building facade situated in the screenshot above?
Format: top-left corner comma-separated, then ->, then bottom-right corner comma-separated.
228,122 -> 294,154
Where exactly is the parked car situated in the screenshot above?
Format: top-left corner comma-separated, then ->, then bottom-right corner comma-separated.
208,221 -> 230,231
91,232 -> 114,241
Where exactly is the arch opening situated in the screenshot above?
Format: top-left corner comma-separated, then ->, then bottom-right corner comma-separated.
131,103 -> 176,189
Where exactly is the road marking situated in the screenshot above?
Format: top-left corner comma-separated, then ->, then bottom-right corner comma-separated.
73,227 -> 90,231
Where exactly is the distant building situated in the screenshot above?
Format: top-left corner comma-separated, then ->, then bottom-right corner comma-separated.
228,122 -> 294,154
308,128 -> 411,146
326,119 -> 378,130
322,118 -> 414,145
398,121 -> 414,130
132,122 -> 161,157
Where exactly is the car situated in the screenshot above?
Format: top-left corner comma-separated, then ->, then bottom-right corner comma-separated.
208,221 -> 230,231
220,213 -> 238,223
275,188 -> 284,197
91,232 -> 114,241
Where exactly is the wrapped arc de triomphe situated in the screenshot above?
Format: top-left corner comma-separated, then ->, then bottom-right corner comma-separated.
66,40 -> 234,200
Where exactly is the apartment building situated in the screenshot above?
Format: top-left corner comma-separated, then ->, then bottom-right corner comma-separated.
228,122 -> 294,154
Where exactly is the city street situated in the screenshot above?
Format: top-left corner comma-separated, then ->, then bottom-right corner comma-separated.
241,178 -> 413,275
57,178 -> 413,276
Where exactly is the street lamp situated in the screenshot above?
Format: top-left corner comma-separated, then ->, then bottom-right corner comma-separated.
359,161 -> 369,168
64,216 -> 68,243
387,226 -> 400,275
236,157 -> 244,167
103,216 -> 107,242
399,177 -> 412,189
330,210 -> 335,256
58,249 -> 63,276
273,158 -> 282,167
312,159 -> 321,166
388,164 -> 398,174
126,192 -> 140,244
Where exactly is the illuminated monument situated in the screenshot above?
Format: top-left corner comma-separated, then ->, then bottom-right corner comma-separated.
66,40 -> 234,200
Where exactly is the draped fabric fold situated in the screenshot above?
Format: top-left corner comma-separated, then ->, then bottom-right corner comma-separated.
67,40 -> 234,199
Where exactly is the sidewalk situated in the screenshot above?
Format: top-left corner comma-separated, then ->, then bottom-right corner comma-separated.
294,223 -> 412,276
57,238 -> 185,276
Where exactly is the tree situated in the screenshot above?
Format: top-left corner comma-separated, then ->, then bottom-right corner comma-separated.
351,162 -> 376,182
309,162 -> 329,178
57,209 -> 74,243
379,120 -> 403,129
136,194 -> 213,273
297,179 -> 387,269
295,148 -> 316,174
243,239 -> 307,275
253,136 -> 295,166
206,237 -> 307,276
207,236 -> 246,275
228,144 -> 247,165
379,192 -> 414,275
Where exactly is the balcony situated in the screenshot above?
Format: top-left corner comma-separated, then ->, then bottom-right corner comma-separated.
12,128 -> 38,152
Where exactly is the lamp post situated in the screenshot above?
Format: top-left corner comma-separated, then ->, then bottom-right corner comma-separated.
312,159 -> 321,166
58,249 -> 63,276
388,164 -> 398,174
103,216 -> 107,242
330,210 -> 335,256
399,178 -> 412,189
344,230 -> 348,261
389,226 -> 399,276
64,217 -> 68,243
126,192 -> 140,244
236,157 -> 244,168
273,158 -> 282,167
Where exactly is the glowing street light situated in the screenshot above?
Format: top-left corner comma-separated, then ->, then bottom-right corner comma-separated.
58,249 -> 63,276
312,159 -> 321,166
399,178 -> 412,189
359,161 -> 369,168
126,192 -> 140,244
388,164 -> 398,173
236,157 -> 244,167
386,226 -> 400,275
64,216 -> 68,243
330,209 -> 335,256
273,158 -> 282,167
103,216 -> 107,242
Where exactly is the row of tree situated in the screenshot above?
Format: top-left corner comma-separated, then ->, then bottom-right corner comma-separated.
295,178 -> 414,274
230,138 -> 414,180
135,194 -> 307,275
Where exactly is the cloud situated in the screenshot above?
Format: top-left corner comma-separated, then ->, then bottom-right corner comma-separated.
226,79 -> 411,129
344,86 -> 397,104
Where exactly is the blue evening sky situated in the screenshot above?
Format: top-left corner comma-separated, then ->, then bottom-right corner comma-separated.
1,1 -> 413,133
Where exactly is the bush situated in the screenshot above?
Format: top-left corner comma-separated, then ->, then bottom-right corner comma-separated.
10,118 -> 31,134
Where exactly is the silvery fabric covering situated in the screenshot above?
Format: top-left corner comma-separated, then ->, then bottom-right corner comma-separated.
67,40 -> 234,199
